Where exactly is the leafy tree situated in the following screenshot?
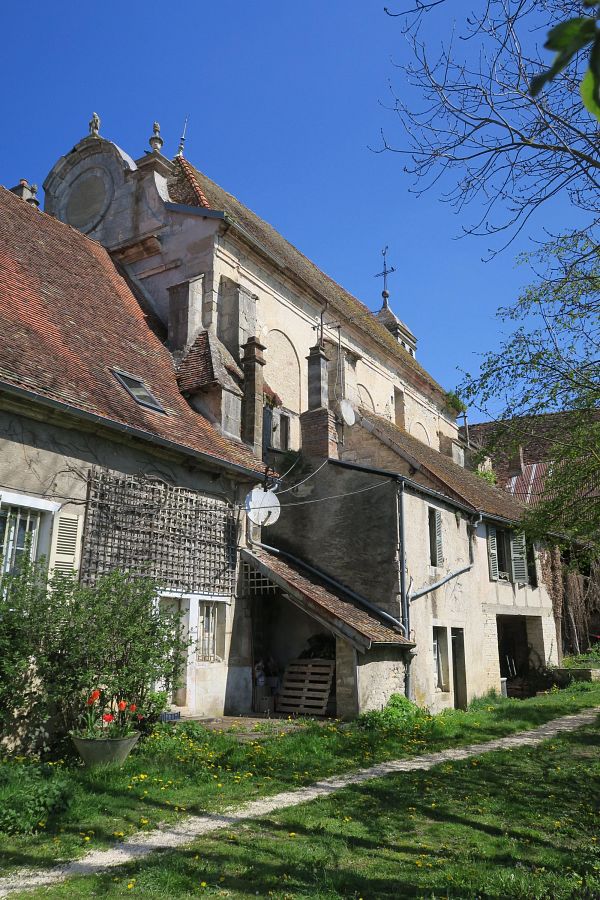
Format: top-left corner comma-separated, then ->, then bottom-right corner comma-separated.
461,235 -> 600,556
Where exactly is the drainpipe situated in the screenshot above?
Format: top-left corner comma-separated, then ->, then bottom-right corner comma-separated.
396,483 -> 413,700
408,512 -> 482,603
252,540 -> 406,634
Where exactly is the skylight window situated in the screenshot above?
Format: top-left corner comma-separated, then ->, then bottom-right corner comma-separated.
112,369 -> 165,413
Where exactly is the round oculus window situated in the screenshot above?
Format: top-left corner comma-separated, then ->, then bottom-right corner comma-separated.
65,171 -> 110,231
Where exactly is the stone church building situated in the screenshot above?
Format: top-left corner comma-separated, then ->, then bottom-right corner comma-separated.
0,117 -> 559,719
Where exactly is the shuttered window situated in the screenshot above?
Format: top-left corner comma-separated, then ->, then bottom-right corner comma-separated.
428,508 -> 444,567
487,525 -> 499,581
510,532 -> 528,585
49,513 -> 83,575
487,525 -> 529,585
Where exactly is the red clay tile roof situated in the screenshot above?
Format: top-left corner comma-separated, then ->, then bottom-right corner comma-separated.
177,331 -> 243,396
169,156 -> 211,209
169,157 -> 446,406
242,547 -> 411,649
359,410 -> 525,522
0,188 -> 262,475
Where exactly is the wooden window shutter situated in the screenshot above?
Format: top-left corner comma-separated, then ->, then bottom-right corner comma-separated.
435,509 -> 444,567
510,531 -> 528,584
48,513 -> 83,575
487,525 -> 499,581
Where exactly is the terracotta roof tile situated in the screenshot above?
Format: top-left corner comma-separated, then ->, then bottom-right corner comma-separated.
360,410 -> 525,521
168,159 -> 446,405
0,188 -> 261,475
242,547 -> 411,648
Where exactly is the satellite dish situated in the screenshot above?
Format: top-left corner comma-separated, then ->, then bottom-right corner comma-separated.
245,485 -> 281,526
337,398 -> 356,427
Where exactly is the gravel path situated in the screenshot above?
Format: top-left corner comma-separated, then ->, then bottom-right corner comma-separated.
1,706 -> 598,898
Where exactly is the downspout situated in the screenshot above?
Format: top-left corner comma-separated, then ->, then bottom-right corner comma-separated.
396,482 -> 413,700
408,512 -> 482,603
252,540 -> 406,634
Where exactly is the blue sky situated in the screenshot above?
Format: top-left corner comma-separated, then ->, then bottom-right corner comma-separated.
0,1 -> 576,416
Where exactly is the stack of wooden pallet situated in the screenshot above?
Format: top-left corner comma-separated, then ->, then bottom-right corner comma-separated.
276,658 -> 335,717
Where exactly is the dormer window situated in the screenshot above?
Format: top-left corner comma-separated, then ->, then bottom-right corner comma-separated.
112,369 -> 165,413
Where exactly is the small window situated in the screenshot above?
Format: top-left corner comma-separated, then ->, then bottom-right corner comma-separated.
279,414 -> 290,451
197,602 -> 223,662
487,526 -> 528,585
428,508 -> 444,567
432,626 -> 449,690
0,505 -> 40,574
113,369 -> 165,413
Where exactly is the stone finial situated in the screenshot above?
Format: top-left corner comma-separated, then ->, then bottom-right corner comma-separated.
149,121 -> 164,153
89,112 -> 101,137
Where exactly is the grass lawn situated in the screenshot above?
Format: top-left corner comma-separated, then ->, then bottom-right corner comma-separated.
10,714 -> 600,898
1,683 -> 599,882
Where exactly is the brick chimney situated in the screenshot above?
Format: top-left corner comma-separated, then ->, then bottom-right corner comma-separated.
9,180 -> 40,209
241,337 -> 266,458
300,343 -> 338,459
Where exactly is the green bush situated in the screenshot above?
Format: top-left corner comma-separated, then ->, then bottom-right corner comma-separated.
0,562 -> 188,756
358,693 -> 427,731
0,761 -> 72,834
562,646 -> 600,668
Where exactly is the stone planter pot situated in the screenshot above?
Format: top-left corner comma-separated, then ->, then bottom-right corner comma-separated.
72,733 -> 140,767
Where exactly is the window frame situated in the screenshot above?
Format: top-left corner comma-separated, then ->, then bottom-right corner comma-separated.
112,368 -> 166,413
487,524 -> 529,585
0,491 -> 59,575
428,507 -> 444,568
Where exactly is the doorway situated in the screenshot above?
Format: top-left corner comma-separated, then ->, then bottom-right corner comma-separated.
451,628 -> 467,710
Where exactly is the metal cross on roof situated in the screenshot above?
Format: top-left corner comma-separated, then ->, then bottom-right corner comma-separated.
375,246 -> 396,307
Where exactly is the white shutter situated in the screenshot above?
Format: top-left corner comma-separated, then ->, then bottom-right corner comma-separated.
487,525 -> 499,581
435,510 -> 444,567
48,513 -> 83,575
510,531 -> 528,584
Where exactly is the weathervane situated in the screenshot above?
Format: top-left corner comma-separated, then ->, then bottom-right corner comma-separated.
375,246 -> 396,307
177,115 -> 189,157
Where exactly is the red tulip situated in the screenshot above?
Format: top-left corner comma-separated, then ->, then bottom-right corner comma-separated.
87,690 -> 101,706
129,704 -> 137,713
137,714 -> 144,721
117,700 -> 127,712
102,713 -> 114,723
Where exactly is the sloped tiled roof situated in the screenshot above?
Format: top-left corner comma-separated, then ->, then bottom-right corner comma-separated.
169,157 -> 445,404
359,410 -> 525,522
177,330 -> 243,396
0,188 -> 262,475
242,547 -> 411,649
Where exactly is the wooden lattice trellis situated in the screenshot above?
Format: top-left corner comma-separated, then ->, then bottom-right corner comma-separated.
242,560 -> 278,595
81,469 -> 237,595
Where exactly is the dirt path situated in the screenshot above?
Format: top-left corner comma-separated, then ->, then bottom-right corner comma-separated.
1,707 -> 598,898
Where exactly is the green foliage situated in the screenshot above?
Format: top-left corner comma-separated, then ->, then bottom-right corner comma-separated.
475,468 -> 497,485
562,645 -> 600,668
0,761 -> 72,834
531,13 -> 600,118
462,235 -> 600,557
444,390 -> 466,415
0,563 -> 187,755
358,693 -> 432,732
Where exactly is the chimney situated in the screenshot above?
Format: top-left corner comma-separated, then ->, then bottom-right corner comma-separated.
10,179 -> 40,209
507,445 -> 524,479
241,337 -> 266,458
300,343 -> 338,459
168,276 -> 204,355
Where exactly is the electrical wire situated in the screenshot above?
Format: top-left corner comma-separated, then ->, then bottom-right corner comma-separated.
275,458 -> 329,495
243,478 -> 391,511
